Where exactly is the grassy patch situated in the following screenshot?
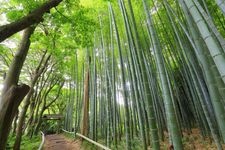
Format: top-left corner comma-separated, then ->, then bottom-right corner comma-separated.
6,135 -> 41,150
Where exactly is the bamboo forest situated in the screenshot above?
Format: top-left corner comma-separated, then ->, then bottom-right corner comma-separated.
1,0 -> 225,149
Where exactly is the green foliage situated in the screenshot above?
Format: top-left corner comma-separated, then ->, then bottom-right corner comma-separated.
3,0 -> 51,22
7,135 -> 41,150
6,10 -> 24,21
41,120 -> 60,133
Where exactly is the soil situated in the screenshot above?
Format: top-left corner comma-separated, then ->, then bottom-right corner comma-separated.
44,134 -> 81,150
160,128 -> 225,150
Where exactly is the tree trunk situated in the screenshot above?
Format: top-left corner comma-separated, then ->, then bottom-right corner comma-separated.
0,84 -> 30,150
0,26 -> 35,150
0,0 -> 63,42
33,80 -> 64,135
13,89 -> 35,150
26,63 -> 55,136
12,110 -> 19,135
33,106 -> 45,136
13,53 -> 50,150
81,66 -> 90,137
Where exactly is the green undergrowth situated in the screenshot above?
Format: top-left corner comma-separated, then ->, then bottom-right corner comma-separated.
110,137 -> 143,150
62,132 -> 76,139
81,140 -> 101,150
6,134 -> 41,150
80,137 -> 144,150
62,132 -> 100,150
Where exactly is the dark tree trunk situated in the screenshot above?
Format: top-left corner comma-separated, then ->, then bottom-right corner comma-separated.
0,26 -> 35,150
0,84 -> 30,150
0,0 -> 63,42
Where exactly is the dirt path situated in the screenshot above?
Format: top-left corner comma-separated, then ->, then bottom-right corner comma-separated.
44,134 -> 82,150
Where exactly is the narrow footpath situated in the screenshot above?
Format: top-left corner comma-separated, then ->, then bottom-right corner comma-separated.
44,134 -> 81,150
